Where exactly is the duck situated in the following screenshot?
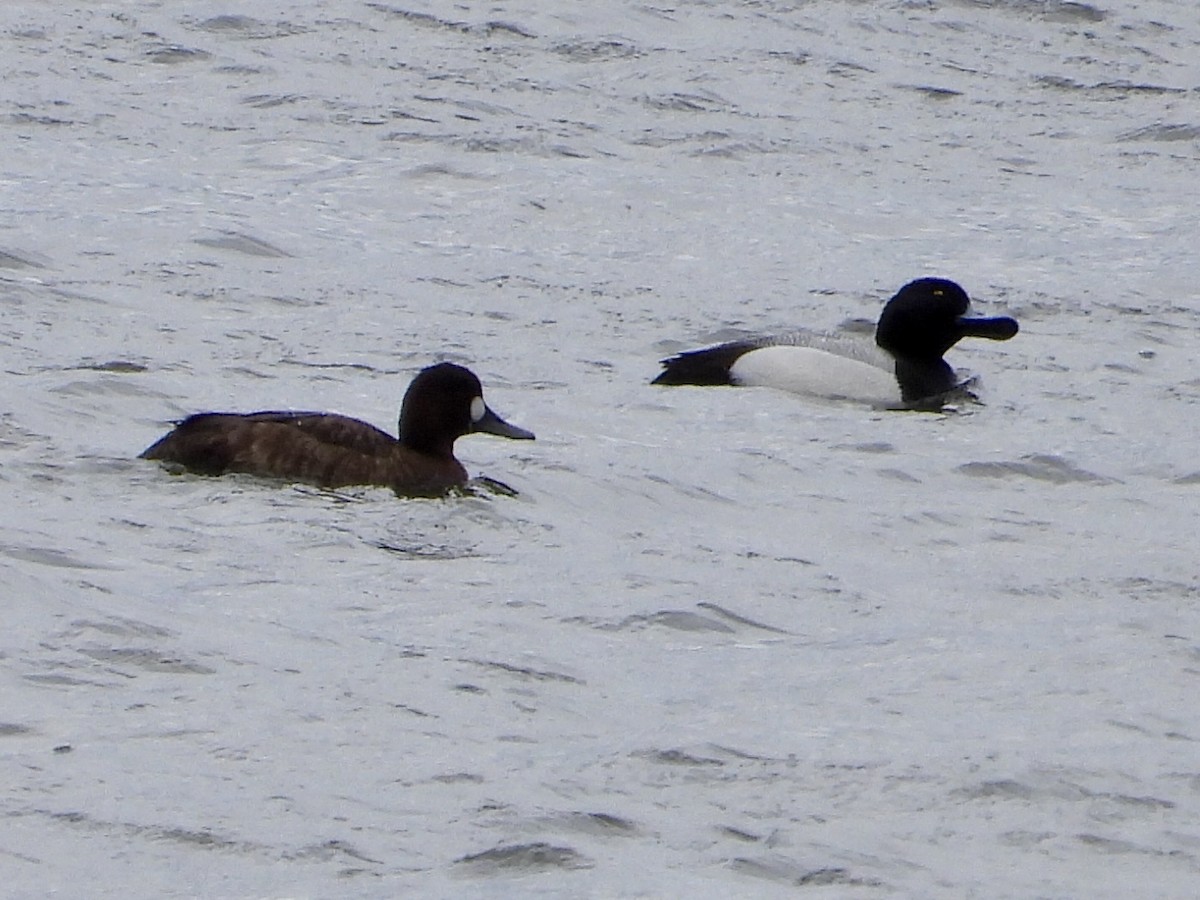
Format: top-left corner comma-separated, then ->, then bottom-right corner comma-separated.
140,362 -> 534,496
652,278 -> 1019,409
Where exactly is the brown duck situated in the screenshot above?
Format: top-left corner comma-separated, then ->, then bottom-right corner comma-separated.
140,362 -> 534,496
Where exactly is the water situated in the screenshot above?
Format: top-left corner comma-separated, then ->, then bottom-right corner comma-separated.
3,1 -> 1199,896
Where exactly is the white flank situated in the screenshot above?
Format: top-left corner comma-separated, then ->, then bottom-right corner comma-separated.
729,345 -> 900,405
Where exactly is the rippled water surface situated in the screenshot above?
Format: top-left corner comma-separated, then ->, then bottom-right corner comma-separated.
3,1 -> 1199,897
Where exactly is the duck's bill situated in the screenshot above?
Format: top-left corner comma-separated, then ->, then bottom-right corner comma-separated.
473,405 -> 535,440
959,315 -> 1019,341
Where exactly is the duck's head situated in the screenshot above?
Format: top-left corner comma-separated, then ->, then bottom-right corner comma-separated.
875,278 -> 1019,362
875,278 -> 1019,403
400,362 -> 534,457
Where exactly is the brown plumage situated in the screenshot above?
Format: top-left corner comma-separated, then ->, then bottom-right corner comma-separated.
140,363 -> 534,497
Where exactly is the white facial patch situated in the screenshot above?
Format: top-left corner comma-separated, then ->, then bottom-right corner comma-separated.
470,397 -> 485,423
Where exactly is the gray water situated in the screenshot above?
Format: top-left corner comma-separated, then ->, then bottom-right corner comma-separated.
2,1 -> 1199,897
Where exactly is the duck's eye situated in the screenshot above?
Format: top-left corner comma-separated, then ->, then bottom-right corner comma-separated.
470,397 -> 485,422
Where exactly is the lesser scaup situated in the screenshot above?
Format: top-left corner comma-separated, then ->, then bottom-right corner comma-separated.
652,278 -> 1018,408
140,362 -> 534,496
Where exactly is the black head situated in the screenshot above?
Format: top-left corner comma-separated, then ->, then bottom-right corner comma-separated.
399,362 -> 534,457
875,278 -> 1019,402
